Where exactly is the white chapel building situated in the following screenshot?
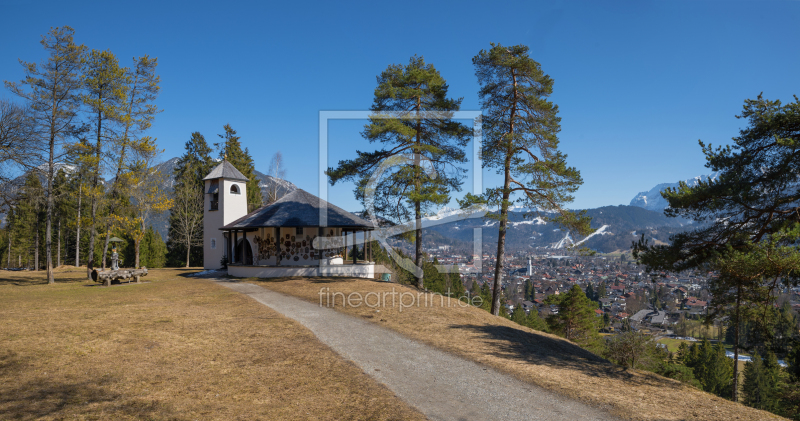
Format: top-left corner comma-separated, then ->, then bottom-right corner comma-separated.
202,160 -> 377,278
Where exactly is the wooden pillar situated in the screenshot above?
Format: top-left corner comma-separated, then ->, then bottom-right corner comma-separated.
227,231 -> 232,265
243,230 -> 247,265
353,230 -> 358,265
276,227 -> 281,265
233,230 -> 238,264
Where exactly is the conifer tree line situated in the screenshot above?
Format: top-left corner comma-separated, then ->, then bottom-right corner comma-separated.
0,27 -> 268,274
630,92 -> 800,416
0,26 -> 171,277
164,126 -> 262,267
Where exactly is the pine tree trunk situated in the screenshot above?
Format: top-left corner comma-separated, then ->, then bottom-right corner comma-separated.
46,139 -> 54,283
34,215 -> 40,271
57,218 -> 61,268
491,71 -> 518,317
7,229 -> 11,268
75,181 -> 81,267
414,98 -> 423,289
732,287 -> 741,402
86,107 -> 103,279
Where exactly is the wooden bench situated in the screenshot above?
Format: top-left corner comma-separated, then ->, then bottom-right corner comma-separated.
91,267 -> 148,286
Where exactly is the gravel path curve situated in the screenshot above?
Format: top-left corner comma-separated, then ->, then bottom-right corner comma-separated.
217,280 -> 619,421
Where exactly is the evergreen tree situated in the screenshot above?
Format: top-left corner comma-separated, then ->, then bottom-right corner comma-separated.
81,48 -> 128,276
479,282 -> 492,312
525,308 -> 548,332
100,55 -> 161,267
545,285 -> 599,349
744,350 -> 770,408
510,305 -> 526,325
774,302 -> 797,357
460,44 -> 591,316
445,266 -> 466,298
422,256 -> 445,294
5,26 -> 85,283
635,95 -> 800,273
217,124 -> 262,211
9,173 -> 45,269
327,55 -> 470,289
585,283 -> 596,302
704,342 -> 733,397
761,350 -> 782,410
138,226 -> 166,268
167,132 -> 214,267
676,342 -> 690,362
596,283 -> 607,300
523,279 -> 532,301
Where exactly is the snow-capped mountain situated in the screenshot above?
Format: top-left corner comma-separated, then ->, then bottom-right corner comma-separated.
630,172 -> 720,212
424,205 -> 693,253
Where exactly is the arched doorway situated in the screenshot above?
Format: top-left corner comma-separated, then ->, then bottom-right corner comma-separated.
237,238 -> 254,265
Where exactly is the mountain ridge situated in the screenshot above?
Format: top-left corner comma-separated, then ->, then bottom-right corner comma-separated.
630,172 -> 719,211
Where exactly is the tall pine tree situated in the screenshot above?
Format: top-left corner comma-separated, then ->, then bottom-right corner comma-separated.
327,55 -> 470,289
461,44 -> 591,316
80,49 -> 128,276
5,26 -> 85,283
217,124 -> 261,211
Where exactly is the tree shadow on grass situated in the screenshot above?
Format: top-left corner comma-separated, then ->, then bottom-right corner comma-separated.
0,350 -> 183,420
0,271 -> 88,287
448,323 -> 678,389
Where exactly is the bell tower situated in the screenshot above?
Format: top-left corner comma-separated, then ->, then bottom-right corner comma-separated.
203,160 -> 249,269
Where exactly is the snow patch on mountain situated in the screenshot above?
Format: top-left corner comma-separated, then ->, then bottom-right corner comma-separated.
510,216 -> 546,227
630,172 -> 720,212
573,225 -> 611,247
552,232 -> 573,249
549,225 -> 611,249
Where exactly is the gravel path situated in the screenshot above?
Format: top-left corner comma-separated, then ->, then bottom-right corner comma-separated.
217,280 -> 619,421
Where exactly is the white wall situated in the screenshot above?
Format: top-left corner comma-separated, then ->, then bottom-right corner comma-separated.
203,178 -> 248,269
228,264 -> 375,279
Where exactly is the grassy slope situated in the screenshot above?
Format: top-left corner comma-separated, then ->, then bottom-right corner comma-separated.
0,268 -> 425,421
246,276 -> 783,421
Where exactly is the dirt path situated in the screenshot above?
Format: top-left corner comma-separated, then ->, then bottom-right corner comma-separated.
217,280 -> 619,421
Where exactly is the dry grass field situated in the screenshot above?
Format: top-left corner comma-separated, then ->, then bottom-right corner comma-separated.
0,268 -> 425,421
247,275 -> 783,421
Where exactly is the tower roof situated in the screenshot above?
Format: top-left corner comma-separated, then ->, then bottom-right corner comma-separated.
220,189 -> 376,230
202,160 -> 248,182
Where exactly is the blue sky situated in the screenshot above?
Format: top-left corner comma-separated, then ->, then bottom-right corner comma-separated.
1,0 -> 798,212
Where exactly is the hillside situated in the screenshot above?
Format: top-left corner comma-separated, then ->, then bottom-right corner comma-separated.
247,276 -> 782,421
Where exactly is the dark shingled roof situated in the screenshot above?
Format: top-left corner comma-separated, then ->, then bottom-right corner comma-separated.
203,160 -> 248,182
220,189 -> 376,230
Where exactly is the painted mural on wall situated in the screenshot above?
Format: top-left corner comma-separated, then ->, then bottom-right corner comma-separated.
253,229 -> 345,264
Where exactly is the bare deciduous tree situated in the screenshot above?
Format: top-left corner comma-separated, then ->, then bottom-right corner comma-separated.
0,99 -> 37,209
170,171 -> 204,267
265,151 -> 286,205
